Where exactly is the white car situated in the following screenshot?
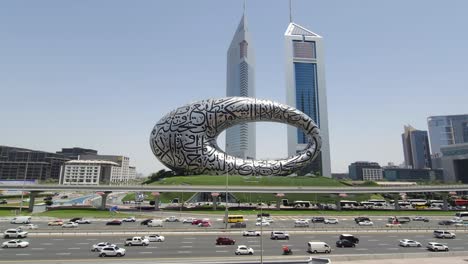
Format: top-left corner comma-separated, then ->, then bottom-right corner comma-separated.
182,217 -> 196,224
92,242 -> 116,252
235,245 -> 254,255
255,221 -> 270,226
122,217 -> 136,222
358,221 -> 374,226
427,242 -> 449,251
386,223 -> 402,227
165,216 -> 179,222
399,239 -> 421,247
145,234 -> 165,242
242,230 -> 260,236
62,222 -> 79,228
18,224 -> 38,230
256,217 -> 274,223
76,219 -> 91,224
294,219 -> 310,227
451,217 -> 463,224
324,218 -> 339,224
99,246 -> 126,257
2,240 -> 29,248
3,229 -> 28,238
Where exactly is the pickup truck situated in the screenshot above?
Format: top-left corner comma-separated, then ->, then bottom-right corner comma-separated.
124,237 -> 149,246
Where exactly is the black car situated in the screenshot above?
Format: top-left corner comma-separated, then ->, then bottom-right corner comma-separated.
339,234 -> 359,244
70,217 -> 82,222
354,217 -> 370,224
311,217 -> 325,223
43,196 -> 53,201
0,199 -> 7,205
106,220 -> 122,225
336,239 -> 356,248
257,213 -> 270,217
231,222 -> 247,228
140,219 -> 152,225
438,220 -> 455,225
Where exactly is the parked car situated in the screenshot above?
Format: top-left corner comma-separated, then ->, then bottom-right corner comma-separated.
3,229 -> 28,239
48,220 -> 64,226
235,245 -> 254,255
399,239 -> 422,247
311,217 -> 325,223
427,242 -> 449,251
336,239 -> 356,248
164,216 -> 180,222
98,246 -> 126,257
2,240 -> 29,248
18,224 -> 38,230
324,218 -> 339,224
354,217 -> 370,224
231,222 -> 247,228
270,231 -> 289,240
412,216 -> 429,222
242,230 -> 260,237
294,219 -> 310,227
62,222 -> 79,228
122,217 -> 136,222
216,237 -> 236,245
144,234 -> 165,242
339,234 -> 359,244
106,220 -> 122,226
358,220 -> 374,226
182,217 -> 196,224
433,230 -> 456,239
92,242 -> 116,252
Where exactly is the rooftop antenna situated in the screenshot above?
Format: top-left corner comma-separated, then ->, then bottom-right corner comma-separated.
289,0 -> 293,22
243,0 -> 246,16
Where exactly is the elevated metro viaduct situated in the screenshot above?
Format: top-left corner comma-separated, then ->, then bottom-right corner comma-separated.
1,184 -> 467,212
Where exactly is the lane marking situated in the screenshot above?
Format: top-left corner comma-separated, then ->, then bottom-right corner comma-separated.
86,239 -> 97,241
139,252 -> 153,254
355,248 -> 369,251
68,248 -> 80,250
56,253 -> 71,255
40,243 -> 53,246
31,248 -> 45,250
368,239 -> 379,242
183,238 -> 196,240
181,241 -> 193,244
52,239 -> 64,241
181,246 -> 193,248
177,251 -> 192,253
216,250 -> 229,253
378,244 -> 390,246
147,246 -> 158,249
386,248 -> 398,250
15,254 -> 30,256
76,243 -> 89,245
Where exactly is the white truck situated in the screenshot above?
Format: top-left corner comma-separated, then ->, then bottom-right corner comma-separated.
124,237 -> 149,246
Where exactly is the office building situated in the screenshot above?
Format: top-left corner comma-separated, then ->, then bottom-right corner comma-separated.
433,143 -> 468,183
427,114 -> 468,156
59,160 -> 119,185
348,161 -> 382,181
78,154 -> 136,184
401,125 -> 431,169
383,167 -> 444,182
0,146 -> 69,182
285,22 -> 331,177
225,11 -> 256,159
56,147 -> 97,160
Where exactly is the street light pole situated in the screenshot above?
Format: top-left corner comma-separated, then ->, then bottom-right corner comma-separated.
260,201 -> 263,264
224,153 -> 229,229
19,152 -> 30,214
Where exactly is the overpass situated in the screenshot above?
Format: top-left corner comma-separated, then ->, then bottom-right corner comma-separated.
2,183 -> 467,212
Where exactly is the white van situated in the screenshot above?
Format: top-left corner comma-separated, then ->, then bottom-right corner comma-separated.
307,242 -> 331,254
147,219 -> 163,227
10,216 -> 31,224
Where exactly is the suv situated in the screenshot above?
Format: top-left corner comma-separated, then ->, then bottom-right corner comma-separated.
339,234 -> 359,244
3,229 -> 28,239
270,231 -> 289,240
427,242 -> 449,251
99,246 -> 126,257
354,217 -> 370,224
311,217 -> 325,223
216,237 -> 235,245
257,213 -> 270,217
433,230 -> 456,239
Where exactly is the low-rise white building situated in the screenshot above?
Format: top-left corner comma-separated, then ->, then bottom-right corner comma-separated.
362,168 -> 383,181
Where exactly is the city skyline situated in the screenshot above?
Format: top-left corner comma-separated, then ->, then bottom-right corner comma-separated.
1,1 -> 467,175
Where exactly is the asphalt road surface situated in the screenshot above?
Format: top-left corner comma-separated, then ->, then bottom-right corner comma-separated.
0,232 -> 467,262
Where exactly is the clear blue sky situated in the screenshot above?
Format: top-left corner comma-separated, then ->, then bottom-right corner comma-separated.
1,0 -> 467,175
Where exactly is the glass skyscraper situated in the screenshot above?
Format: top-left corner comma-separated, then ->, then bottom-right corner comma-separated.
285,23 -> 331,177
226,14 -> 256,159
428,114 -> 468,156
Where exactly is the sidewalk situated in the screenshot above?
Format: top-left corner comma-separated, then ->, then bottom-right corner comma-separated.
334,256 -> 468,264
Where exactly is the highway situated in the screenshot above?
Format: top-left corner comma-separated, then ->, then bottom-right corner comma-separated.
2,183 -> 468,193
0,232 -> 466,262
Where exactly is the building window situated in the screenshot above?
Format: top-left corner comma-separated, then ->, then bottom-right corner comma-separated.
293,41 -> 316,59
239,40 -> 248,58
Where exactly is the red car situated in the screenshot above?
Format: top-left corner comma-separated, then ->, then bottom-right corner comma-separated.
191,219 -> 203,225
216,237 -> 235,245
198,221 -> 211,227
106,220 -> 122,226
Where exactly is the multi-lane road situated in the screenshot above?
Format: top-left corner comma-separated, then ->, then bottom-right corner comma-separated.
1,215 -> 467,263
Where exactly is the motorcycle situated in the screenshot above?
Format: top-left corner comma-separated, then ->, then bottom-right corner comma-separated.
282,245 -> 293,255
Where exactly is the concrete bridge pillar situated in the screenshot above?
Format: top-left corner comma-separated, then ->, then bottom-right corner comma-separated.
335,200 -> 342,211
28,191 -> 41,213
442,193 -> 449,211
211,193 -> 219,211
394,194 -> 400,211
275,193 -> 285,210
99,191 -> 112,210
152,192 -> 160,211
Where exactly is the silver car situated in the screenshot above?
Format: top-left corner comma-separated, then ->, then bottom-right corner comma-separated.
399,239 -> 421,247
98,246 -> 126,257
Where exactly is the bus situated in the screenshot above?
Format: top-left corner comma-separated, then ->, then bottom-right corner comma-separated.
292,201 -> 312,208
413,202 -> 428,209
429,200 -> 444,208
454,199 -> 468,207
368,199 -> 387,206
359,202 -> 375,208
227,215 -> 244,223
340,200 -> 359,208
408,199 -> 427,204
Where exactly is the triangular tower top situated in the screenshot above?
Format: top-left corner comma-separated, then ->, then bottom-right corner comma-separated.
285,23 -> 320,37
